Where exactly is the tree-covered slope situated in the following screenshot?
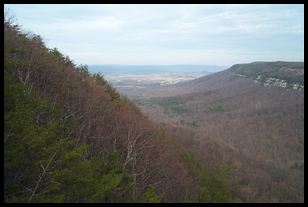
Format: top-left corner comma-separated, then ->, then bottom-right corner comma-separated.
133,61 -> 304,202
4,16 -> 236,203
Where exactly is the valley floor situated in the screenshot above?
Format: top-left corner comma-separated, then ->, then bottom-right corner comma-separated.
113,65 -> 304,202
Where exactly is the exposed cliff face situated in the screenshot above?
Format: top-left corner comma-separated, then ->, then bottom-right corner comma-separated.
255,75 -> 304,90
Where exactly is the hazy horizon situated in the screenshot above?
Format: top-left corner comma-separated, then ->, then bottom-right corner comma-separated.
88,64 -> 228,75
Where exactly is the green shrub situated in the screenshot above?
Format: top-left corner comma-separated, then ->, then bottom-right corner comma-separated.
180,151 -> 237,203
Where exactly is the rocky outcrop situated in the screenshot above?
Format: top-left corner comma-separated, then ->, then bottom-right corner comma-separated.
255,75 -> 304,91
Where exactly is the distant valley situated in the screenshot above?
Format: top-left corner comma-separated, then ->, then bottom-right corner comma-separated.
105,61 -> 304,202
89,65 -> 226,98
104,72 -> 209,86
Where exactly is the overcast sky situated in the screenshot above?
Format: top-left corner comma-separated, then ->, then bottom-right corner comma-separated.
4,4 -> 304,66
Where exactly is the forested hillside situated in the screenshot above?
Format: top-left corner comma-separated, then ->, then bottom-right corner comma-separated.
134,62 -> 304,202
4,16 -> 237,203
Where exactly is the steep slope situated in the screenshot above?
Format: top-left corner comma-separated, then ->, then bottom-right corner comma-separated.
4,17 -> 237,203
135,62 -> 304,202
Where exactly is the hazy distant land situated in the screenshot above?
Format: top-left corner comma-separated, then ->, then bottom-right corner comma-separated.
89,64 -> 226,87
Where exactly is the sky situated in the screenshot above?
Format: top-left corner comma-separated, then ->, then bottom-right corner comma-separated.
4,4 -> 304,66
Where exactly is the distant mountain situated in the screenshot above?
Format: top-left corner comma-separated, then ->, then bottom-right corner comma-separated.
88,64 -> 227,75
132,61 -> 304,202
130,61 -> 304,98
230,61 -> 304,85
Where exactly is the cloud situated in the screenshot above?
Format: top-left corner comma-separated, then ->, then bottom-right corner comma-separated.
5,4 -> 304,65
56,16 -> 125,33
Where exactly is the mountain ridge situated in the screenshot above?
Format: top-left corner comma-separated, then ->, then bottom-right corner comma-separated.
132,61 -> 304,202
